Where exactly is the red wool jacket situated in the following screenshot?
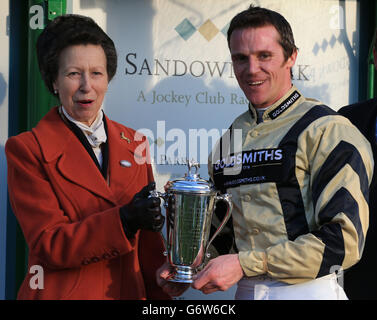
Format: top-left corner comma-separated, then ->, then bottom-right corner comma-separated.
6,107 -> 169,300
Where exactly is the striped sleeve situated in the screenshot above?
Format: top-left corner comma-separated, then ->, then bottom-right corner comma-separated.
264,113 -> 374,283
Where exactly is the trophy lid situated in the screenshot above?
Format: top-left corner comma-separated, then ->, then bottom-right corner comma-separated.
168,160 -> 215,194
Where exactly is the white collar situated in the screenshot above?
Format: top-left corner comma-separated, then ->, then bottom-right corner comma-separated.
61,106 -> 107,148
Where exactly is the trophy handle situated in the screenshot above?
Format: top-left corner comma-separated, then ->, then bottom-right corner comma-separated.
149,190 -> 169,255
205,193 -> 233,256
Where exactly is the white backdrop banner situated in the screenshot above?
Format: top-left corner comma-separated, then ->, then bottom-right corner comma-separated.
71,0 -> 359,299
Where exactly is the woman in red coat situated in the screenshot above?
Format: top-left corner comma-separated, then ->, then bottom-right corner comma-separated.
5,14 -> 170,300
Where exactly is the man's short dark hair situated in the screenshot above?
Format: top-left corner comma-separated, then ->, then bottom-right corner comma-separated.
37,14 -> 117,96
227,5 -> 297,61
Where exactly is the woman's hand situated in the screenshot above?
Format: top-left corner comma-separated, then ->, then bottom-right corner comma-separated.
120,182 -> 165,238
156,262 -> 190,297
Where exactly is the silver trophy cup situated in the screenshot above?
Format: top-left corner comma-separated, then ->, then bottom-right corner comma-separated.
151,160 -> 233,283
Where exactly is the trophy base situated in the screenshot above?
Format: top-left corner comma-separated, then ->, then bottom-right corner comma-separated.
168,266 -> 196,283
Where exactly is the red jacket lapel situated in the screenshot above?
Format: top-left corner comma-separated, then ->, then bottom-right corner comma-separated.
106,115 -> 151,204
32,107 -> 117,204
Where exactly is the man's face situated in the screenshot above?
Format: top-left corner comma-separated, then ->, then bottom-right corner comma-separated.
230,25 -> 297,109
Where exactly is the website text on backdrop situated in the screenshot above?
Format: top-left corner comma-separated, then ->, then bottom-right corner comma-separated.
157,4 -> 374,300
5,14 -> 170,300
337,28 -> 377,300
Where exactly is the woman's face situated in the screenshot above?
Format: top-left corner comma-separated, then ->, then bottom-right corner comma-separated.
53,44 -> 109,126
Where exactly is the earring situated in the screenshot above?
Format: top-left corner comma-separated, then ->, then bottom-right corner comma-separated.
54,89 -> 58,95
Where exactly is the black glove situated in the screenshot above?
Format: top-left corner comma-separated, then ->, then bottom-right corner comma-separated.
120,182 -> 165,239
167,196 -> 175,229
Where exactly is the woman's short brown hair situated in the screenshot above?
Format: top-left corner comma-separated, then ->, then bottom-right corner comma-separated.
37,14 -> 117,96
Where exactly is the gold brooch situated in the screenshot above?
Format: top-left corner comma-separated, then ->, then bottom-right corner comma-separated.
120,132 -> 131,143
